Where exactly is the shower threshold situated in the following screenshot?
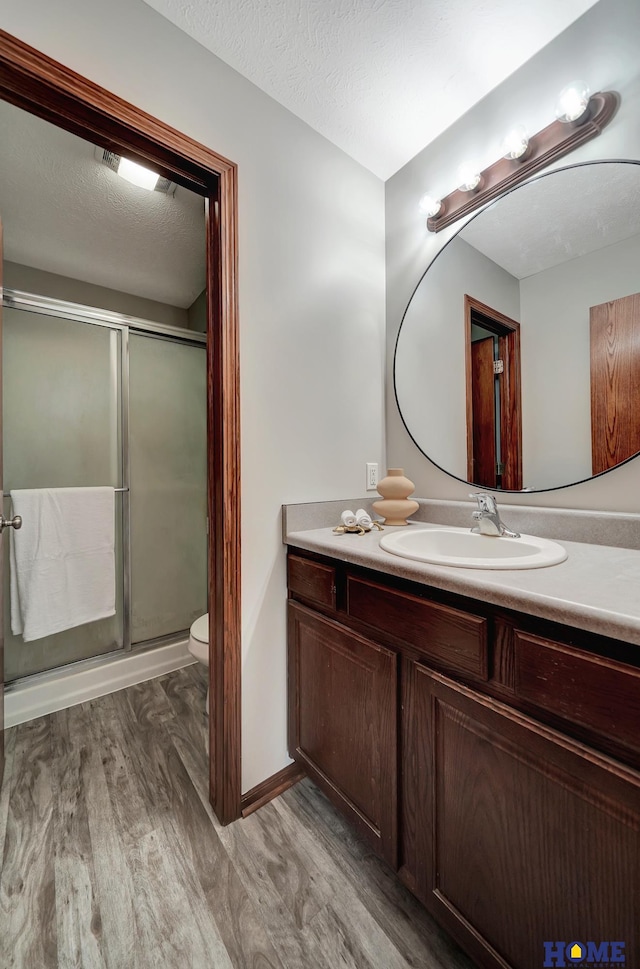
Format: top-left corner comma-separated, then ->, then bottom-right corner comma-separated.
4,630 -> 195,728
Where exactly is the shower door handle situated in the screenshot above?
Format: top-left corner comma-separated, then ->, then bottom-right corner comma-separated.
0,514 -> 22,532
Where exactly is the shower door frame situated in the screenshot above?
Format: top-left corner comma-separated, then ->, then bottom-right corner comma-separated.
3,288 -> 208,662
0,31 -> 242,824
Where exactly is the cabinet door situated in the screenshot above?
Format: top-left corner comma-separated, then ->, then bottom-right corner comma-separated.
288,602 -> 397,865
410,665 -> 640,969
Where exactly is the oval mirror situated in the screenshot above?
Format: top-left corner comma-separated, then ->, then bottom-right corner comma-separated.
394,160 -> 640,492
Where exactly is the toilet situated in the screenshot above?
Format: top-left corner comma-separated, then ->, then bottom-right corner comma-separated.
188,613 -> 210,713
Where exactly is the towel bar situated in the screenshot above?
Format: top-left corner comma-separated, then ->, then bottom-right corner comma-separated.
3,487 -> 129,497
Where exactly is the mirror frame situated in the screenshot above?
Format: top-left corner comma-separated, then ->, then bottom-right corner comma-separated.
393,158 -> 640,493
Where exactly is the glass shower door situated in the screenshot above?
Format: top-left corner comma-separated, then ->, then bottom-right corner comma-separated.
129,332 -> 207,644
3,306 -> 124,680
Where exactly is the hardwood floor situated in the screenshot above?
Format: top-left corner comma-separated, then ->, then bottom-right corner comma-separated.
0,666 -> 473,969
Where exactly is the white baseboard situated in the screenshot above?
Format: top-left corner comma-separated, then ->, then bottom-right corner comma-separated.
4,640 -> 197,728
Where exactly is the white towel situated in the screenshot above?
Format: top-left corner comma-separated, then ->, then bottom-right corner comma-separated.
341,510 -> 357,527
355,509 -> 374,530
10,487 -> 116,642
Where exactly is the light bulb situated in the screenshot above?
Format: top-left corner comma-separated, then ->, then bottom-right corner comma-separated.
418,193 -> 442,218
555,81 -> 591,124
457,162 -> 482,193
501,125 -> 529,160
117,157 -> 160,191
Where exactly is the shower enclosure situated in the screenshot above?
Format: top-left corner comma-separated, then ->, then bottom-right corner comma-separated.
2,290 -> 207,683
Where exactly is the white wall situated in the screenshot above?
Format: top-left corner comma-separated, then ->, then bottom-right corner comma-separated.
386,0 -> 640,511
395,237 -> 519,478
1,0 -> 386,791
5,261 -> 190,327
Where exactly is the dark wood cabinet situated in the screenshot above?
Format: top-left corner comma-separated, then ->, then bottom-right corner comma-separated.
346,574 -> 489,681
287,549 -> 640,969
288,601 -> 398,865
411,666 -> 640,969
512,629 -> 640,757
288,553 -> 337,611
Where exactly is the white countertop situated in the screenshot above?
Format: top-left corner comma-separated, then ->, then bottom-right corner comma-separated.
285,523 -> 640,647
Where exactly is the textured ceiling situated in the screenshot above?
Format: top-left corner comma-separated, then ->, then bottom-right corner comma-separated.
141,0 -> 599,179
460,163 -> 640,279
0,100 -> 205,308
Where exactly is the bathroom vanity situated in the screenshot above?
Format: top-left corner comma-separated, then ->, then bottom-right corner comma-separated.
285,522 -> 640,969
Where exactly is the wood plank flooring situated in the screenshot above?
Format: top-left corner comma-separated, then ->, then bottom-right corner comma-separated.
0,667 -> 474,969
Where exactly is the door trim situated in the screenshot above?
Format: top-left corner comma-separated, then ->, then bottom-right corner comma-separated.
0,30 -> 242,824
464,295 -> 523,491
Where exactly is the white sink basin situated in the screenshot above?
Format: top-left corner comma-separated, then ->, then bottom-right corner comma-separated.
379,526 -> 567,570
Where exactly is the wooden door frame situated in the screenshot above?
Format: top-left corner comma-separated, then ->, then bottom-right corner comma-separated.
0,30 -> 242,824
464,295 -> 523,491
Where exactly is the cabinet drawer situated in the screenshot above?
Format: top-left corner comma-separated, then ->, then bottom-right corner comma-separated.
288,554 -> 336,610
514,630 -> 640,753
346,576 -> 488,680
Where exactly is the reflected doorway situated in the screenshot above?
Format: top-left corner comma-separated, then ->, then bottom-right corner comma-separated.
465,295 -> 523,490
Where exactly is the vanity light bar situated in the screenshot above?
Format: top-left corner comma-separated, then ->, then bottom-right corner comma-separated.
424,90 -> 619,233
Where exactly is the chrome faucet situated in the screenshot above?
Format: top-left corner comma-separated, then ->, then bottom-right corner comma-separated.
470,494 -> 520,538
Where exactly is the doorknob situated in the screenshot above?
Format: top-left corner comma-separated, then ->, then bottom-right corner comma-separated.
0,514 -> 22,532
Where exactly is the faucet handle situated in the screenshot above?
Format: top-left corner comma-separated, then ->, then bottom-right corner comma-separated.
469,493 -> 498,514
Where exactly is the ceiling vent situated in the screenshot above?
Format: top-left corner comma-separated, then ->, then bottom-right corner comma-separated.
95,147 -> 176,194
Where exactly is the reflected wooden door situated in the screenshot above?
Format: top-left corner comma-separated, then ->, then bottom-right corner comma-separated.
465,295 -> 522,491
470,336 -> 496,487
590,293 -> 640,474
